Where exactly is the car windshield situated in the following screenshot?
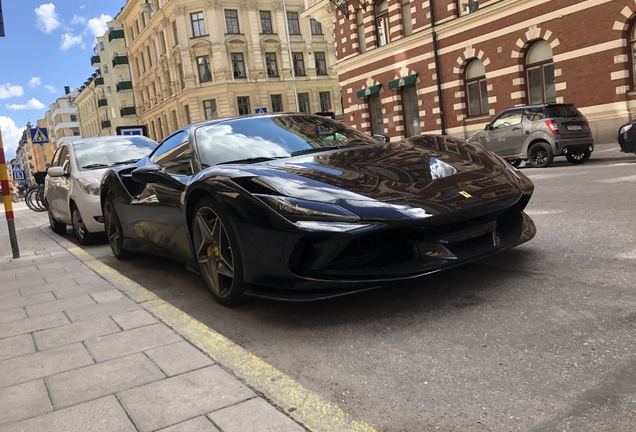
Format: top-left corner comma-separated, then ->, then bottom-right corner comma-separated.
544,105 -> 581,118
73,137 -> 158,170
194,115 -> 377,167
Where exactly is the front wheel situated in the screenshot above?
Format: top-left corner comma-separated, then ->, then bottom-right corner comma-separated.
528,142 -> 554,168
191,197 -> 247,306
103,197 -> 133,260
72,205 -> 94,245
47,206 -> 66,235
565,149 -> 591,164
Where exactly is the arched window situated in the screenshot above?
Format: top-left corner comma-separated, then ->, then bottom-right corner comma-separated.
629,22 -> 636,87
526,40 -> 555,104
466,59 -> 488,116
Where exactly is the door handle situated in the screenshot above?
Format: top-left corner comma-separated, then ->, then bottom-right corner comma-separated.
512,127 -> 520,131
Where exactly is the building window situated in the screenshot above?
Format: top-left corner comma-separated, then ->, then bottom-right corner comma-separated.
164,71 -> 173,96
106,86 -> 112,97
310,19 -> 322,35
271,94 -> 283,112
135,19 -> 140,36
260,11 -> 273,34
375,0 -> 390,47
402,0 -> 412,36
171,110 -> 179,130
526,40 -> 555,104
178,64 -> 185,89
314,52 -> 327,75
70,114 -> 77,122
225,10 -> 240,34
292,52 -> 305,76
287,12 -> 300,35
458,1 -> 479,16
297,93 -> 310,113
265,53 -> 278,77
197,56 -> 212,83
72,127 -> 80,136
465,59 -> 489,116
357,10 -> 366,54
232,53 -> 246,78
141,53 -> 146,72
369,93 -> 384,134
237,96 -> 251,115
146,46 -> 153,66
157,117 -> 164,141
103,64 -> 109,74
191,12 -> 206,37
402,84 -> 420,137
159,31 -> 167,54
203,99 -> 217,120
319,91 -> 331,112
99,41 -> 105,51
184,104 -> 191,125
172,20 -> 179,45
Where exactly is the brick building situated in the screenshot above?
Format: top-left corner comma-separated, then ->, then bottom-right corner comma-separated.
305,0 -> 634,143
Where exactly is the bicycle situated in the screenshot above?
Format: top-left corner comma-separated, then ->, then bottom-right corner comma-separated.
25,185 -> 46,212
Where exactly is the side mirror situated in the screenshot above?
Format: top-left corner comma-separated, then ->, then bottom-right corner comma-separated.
373,133 -> 390,143
131,164 -> 185,191
485,124 -> 492,130
47,166 -> 66,177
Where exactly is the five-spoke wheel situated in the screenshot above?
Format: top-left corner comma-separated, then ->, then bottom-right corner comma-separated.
565,150 -> 591,164
72,205 -> 93,245
103,198 -> 133,260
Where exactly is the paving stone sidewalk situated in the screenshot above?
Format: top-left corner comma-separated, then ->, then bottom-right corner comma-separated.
0,202 -> 305,432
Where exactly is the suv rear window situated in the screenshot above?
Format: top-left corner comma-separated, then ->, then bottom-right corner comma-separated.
544,104 -> 582,118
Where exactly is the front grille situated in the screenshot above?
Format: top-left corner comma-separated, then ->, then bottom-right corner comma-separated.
326,233 -> 420,272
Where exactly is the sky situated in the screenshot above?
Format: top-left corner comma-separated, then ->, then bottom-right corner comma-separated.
0,0 -> 127,161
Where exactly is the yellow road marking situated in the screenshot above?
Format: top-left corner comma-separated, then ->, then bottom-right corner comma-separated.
67,247 -> 376,432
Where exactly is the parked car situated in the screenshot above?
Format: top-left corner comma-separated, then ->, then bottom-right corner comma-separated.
618,121 -> 636,154
467,103 -> 594,168
45,135 -> 157,244
100,113 -> 536,306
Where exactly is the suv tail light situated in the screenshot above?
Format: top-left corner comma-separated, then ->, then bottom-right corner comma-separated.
546,119 -> 560,134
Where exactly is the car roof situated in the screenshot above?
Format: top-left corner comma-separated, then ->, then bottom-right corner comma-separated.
504,103 -> 575,110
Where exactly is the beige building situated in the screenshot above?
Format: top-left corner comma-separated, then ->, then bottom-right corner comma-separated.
117,0 -> 342,141
76,20 -> 140,137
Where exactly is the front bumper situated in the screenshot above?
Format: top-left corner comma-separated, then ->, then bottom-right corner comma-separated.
73,195 -> 105,233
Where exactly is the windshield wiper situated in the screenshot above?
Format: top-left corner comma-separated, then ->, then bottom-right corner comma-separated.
290,146 -> 341,156
111,158 -> 141,166
216,156 -> 287,165
81,163 -> 110,169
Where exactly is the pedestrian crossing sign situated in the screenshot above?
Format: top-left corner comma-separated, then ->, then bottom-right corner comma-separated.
29,127 -> 49,144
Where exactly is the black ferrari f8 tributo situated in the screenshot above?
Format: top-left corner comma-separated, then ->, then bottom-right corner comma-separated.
100,114 -> 536,305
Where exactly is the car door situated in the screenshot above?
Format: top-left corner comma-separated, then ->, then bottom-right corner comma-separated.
131,131 -> 195,261
483,109 -> 524,157
47,145 -> 73,222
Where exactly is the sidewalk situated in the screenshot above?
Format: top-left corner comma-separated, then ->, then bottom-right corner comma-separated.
0,202 -> 374,432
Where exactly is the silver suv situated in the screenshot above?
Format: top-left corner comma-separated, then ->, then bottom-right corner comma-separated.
467,103 -> 594,168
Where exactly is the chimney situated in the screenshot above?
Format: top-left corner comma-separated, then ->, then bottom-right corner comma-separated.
64,86 -> 70,94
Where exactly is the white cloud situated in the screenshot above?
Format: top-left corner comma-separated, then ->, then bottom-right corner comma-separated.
60,33 -> 83,50
45,85 -> 57,93
6,98 -> 46,110
0,117 -> 24,159
71,15 -> 86,25
35,3 -> 60,34
29,77 -> 42,88
87,14 -> 113,37
0,84 -> 24,99
79,5 -> 86,9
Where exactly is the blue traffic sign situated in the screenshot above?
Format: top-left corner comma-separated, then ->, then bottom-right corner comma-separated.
29,127 -> 49,144
13,171 -> 24,180
255,107 -> 268,114
11,163 -> 21,171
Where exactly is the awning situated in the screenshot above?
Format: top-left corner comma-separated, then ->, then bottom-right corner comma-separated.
356,84 -> 382,99
388,74 -> 418,90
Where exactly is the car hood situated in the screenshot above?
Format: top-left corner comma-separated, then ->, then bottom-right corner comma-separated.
200,135 -> 533,221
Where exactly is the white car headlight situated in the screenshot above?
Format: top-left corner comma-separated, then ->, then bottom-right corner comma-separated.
619,124 -> 632,135
76,177 -> 101,196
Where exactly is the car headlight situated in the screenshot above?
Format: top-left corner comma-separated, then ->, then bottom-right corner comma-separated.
619,124 -> 632,135
255,195 -> 360,222
76,178 -> 101,195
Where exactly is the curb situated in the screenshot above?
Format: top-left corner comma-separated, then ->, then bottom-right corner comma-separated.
38,225 -> 377,432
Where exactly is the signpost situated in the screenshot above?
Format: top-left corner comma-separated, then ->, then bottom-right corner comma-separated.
0,125 -> 20,257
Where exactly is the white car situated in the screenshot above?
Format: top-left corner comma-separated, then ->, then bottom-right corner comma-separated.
45,135 -> 157,244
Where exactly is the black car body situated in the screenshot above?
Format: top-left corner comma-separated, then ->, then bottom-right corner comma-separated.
100,114 -> 536,305
618,121 -> 636,154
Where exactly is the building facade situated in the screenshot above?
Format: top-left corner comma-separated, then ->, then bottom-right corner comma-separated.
310,0 -> 633,143
117,0 -> 342,142
48,89 -> 81,146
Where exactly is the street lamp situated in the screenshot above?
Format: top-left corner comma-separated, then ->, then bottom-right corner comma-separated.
140,0 -> 155,14
281,0 -> 299,111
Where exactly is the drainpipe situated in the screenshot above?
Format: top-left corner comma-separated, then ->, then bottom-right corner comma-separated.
429,1 -> 446,135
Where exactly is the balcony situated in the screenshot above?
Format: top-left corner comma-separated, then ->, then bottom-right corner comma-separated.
94,77 -> 104,86
52,107 -> 76,119
98,98 -> 108,108
91,55 -> 101,66
120,106 -> 136,117
101,120 -> 111,129
108,29 -> 125,42
112,54 -> 129,68
53,121 -> 79,133
116,80 -> 133,92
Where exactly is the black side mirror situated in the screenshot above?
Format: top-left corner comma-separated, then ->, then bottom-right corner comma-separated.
485,124 -> 492,130
131,164 -> 185,191
373,133 -> 390,143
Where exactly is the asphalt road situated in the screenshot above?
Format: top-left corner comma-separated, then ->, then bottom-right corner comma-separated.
69,157 -> 636,432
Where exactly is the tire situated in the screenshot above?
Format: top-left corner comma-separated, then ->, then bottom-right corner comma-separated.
191,197 -> 247,306
103,197 -> 133,260
528,142 -> 554,168
47,206 -> 66,235
26,188 -> 46,212
565,149 -> 591,164
509,159 -> 522,168
71,204 -> 94,245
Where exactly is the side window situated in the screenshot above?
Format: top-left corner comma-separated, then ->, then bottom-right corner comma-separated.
491,110 -> 523,129
523,108 -> 545,122
151,132 -> 192,175
51,146 -> 64,167
59,147 -> 71,174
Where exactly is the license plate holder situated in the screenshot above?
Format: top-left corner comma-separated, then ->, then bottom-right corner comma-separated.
566,125 -> 582,131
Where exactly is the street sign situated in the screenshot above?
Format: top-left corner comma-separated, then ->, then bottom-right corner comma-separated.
116,125 -> 148,137
13,171 -> 24,180
255,107 -> 268,114
11,163 -> 21,171
29,127 -> 49,145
